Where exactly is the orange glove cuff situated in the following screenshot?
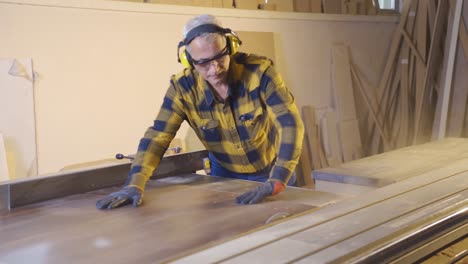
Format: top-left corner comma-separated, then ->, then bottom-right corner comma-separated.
271,181 -> 285,196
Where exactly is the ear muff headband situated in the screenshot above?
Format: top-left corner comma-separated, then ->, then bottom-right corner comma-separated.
177,24 -> 242,68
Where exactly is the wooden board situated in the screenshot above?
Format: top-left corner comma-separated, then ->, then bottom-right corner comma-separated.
313,137 -> 468,187
0,58 -> 37,180
0,174 -> 338,263
0,133 -> 9,182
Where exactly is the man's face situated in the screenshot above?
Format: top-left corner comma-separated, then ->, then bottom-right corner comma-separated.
188,34 -> 230,87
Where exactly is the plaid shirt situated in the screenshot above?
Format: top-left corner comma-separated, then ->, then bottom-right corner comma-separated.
127,53 -> 304,189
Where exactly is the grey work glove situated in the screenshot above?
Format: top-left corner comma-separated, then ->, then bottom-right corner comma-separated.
236,181 -> 284,205
96,186 -> 143,210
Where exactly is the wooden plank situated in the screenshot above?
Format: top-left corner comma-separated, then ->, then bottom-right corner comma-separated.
337,119 -> 363,162
332,44 -> 357,121
436,0 -> 463,139
412,0 -> 428,144
324,111 -> 342,166
313,138 -> 468,187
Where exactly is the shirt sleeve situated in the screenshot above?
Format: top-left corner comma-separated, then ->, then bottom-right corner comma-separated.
126,78 -> 186,189
261,66 -> 304,185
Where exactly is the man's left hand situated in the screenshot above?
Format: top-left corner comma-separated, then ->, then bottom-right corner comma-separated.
235,181 -> 285,205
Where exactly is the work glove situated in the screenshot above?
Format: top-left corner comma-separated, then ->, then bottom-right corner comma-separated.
96,186 -> 143,210
235,180 -> 285,205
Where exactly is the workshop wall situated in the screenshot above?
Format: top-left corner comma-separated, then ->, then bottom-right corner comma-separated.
0,0 -> 397,176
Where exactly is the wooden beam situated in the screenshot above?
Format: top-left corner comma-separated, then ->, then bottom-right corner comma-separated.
436,0 -> 463,139
413,0 -> 448,143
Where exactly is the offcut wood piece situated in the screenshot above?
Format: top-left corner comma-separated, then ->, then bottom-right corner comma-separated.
268,0 -> 294,12
322,0 -> 342,14
367,0 -> 378,15
345,0 -> 358,15
258,3 -> 276,10
222,0 -> 234,8
298,135 -> 314,187
310,0 -> 322,12
235,0 -> 259,9
436,0 -> 463,139
325,111 -> 342,166
302,106 -> 322,170
313,137 -> 468,187
293,0 -> 311,12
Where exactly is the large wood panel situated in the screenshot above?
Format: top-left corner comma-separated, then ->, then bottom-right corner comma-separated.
0,174 -> 342,263
313,137 -> 468,187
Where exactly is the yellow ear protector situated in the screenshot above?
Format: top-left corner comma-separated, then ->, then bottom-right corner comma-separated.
177,24 -> 242,68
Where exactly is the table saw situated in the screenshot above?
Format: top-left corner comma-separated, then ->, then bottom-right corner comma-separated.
1,140 -> 467,263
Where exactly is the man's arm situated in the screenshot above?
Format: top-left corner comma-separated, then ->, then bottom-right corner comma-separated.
236,66 -> 304,205
96,80 -> 186,209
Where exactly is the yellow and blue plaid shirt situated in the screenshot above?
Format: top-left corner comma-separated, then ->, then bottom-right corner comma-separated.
127,53 -> 304,189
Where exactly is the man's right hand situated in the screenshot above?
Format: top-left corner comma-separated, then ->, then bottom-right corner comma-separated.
96,186 -> 143,210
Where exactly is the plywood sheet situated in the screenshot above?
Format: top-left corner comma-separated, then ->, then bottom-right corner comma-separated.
0,58 -> 37,180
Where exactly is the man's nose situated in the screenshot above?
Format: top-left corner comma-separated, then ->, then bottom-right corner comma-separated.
209,60 -> 221,72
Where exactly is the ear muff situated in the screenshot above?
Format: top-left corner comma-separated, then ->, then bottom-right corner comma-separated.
226,34 -> 240,55
177,24 -> 242,69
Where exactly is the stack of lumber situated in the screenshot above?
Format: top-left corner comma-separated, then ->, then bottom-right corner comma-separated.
360,0 -> 468,155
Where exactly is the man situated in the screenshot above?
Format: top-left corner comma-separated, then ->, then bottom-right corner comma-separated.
96,14 -> 304,209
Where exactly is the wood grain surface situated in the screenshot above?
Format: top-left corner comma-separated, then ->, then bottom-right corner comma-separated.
0,174 -> 320,264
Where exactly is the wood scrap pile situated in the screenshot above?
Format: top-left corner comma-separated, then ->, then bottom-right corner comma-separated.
358,0 -> 468,155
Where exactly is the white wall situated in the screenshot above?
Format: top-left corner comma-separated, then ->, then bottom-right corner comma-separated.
0,0 -> 397,176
